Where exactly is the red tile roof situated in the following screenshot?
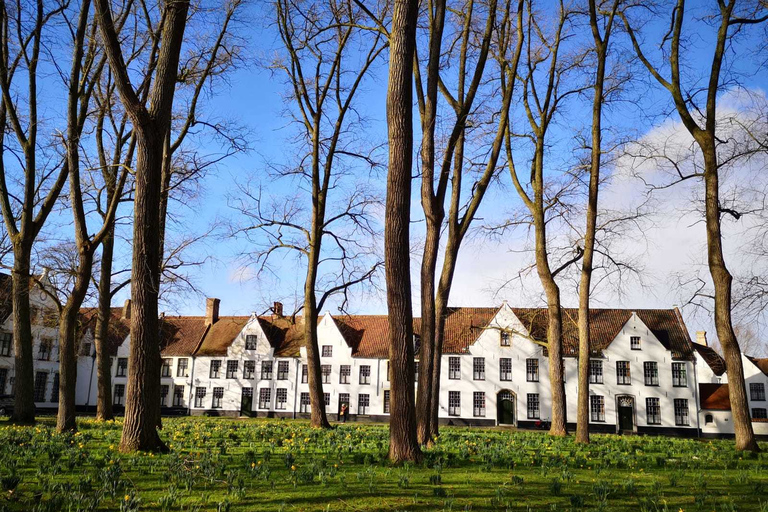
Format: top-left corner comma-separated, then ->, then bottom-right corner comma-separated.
194,316 -> 251,356
159,316 -> 209,356
747,356 -> 768,376
258,316 -> 307,357
700,383 -> 731,410
693,342 -> 727,376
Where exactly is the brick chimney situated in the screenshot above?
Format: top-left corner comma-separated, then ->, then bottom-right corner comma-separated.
205,298 -> 220,326
273,301 -> 283,317
121,299 -> 131,320
696,331 -> 708,347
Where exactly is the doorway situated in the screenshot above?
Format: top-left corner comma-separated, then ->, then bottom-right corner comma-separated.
497,390 -> 516,425
240,387 -> 253,416
616,395 -> 635,432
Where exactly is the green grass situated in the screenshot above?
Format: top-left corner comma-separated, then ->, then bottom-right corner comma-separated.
1,417 -> 767,511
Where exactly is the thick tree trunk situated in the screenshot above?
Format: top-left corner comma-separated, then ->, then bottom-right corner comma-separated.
701,146 -> 758,452
56,304 -> 80,431
119,130 -> 167,452
95,227 -> 115,421
386,0 -> 421,464
10,248 -> 35,424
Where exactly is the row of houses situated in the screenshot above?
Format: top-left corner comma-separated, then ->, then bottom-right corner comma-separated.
0,274 -> 766,437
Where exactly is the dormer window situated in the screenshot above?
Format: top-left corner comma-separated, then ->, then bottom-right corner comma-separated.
322,345 -> 332,357
630,336 -> 641,350
500,331 -> 511,346
245,335 -> 258,350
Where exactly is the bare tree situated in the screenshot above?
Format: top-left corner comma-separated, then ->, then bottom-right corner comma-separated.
0,0 -> 72,423
95,0 -> 191,452
416,0 -> 525,445
229,0 -> 385,429
575,0 -> 619,445
502,0 -> 589,437
621,0 -> 766,452
385,0 -> 421,463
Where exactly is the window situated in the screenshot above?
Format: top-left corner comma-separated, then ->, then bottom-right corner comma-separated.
473,358 -> 485,380
226,361 -> 239,379
383,390 -> 390,413
194,387 -> 207,408
616,361 -> 631,385
500,358 -> 512,381
526,359 -> 539,382
674,398 -> 689,426
322,345 -> 332,357
160,385 -> 169,406
590,395 -> 605,422
473,391 -> 485,417
672,363 -> 687,387
589,360 -> 603,384
0,332 -> 11,356
359,393 -> 370,414
0,368 -> 7,395
301,364 -> 308,383
245,335 -> 258,350
116,357 -> 128,377
752,408 -> 767,420
448,357 -> 461,379
705,413 -> 714,425
258,388 -> 271,409
276,388 -> 287,409
243,360 -> 256,379
500,331 -> 511,346
322,364 -> 332,384
448,391 -> 460,416
173,385 -> 185,407
277,361 -> 289,380
38,338 -> 52,361
750,383 -> 765,401
630,336 -> 641,350
161,358 -> 172,377
299,392 -> 310,413
646,397 -> 661,425
177,358 -> 189,377
50,372 -> 59,403
212,387 -> 224,408
324,392 -> 330,409
340,365 -> 351,384
527,393 -> 540,419
643,362 -> 659,386
261,361 -> 273,380
359,365 -> 371,385
33,372 -> 47,402
113,384 -> 125,405
209,360 -> 222,379
80,342 -> 92,357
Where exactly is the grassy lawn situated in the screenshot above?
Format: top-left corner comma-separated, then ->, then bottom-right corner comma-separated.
1,417 -> 767,511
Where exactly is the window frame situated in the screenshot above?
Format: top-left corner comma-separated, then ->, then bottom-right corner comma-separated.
473,357 -> 485,381
527,393 -> 540,419
173,385 -> 185,407
448,357 -> 461,380
589,359 -> 603,384
646,397 -> 661,425
616,361 -> 631,385
276,388 -> 288,409
261,360 -> 273,380
674,398 -> 689,426
672,362 -> 687,388
321,364 -> 332,384
245,334 -> 258,350
473,391 -> 486,417
243,360 -> 256,379
630,336 -> 641,350
643,361 -> 659,386
448,391 -> 460,416
194,387 -> 207,408
321,345 -> 332,357
590,395 -> 605,422
212,387 -> 224,409
526,359 -> 539,382
177,358 -> 189,377
277,360 -> 289,380
299,392 -> 310,413
499,358 -> 512,381
359,365 -> 371,385
113,383 -> 125,405
749,382 -> 765,402
500,331 -> 511,347
161,358 -> 172,377
339,365 -> 351,384
258,388 -> 271,409
116,357 -> 128,377
209,360 -> 222,379
358,393 -> 370,415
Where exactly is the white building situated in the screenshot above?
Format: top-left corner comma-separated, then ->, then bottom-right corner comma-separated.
692,334 -> 768,437
0,272 -> 61,411
78,298 -> 729,437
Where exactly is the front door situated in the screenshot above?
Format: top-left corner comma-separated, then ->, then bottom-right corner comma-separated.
240,388 -> 253,417
617,397 -> 634,431
497,391 -> 515,425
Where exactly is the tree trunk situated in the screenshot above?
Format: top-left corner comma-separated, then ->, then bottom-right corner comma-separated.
10,247 -> 35,424
95,227 -> 115,421
119,129 -> 167,452
416,216 -> 440,445
304,241 -> 330,428
56,304 -> 80,431
386,0 -> 421,464
701,144 -> 758,452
